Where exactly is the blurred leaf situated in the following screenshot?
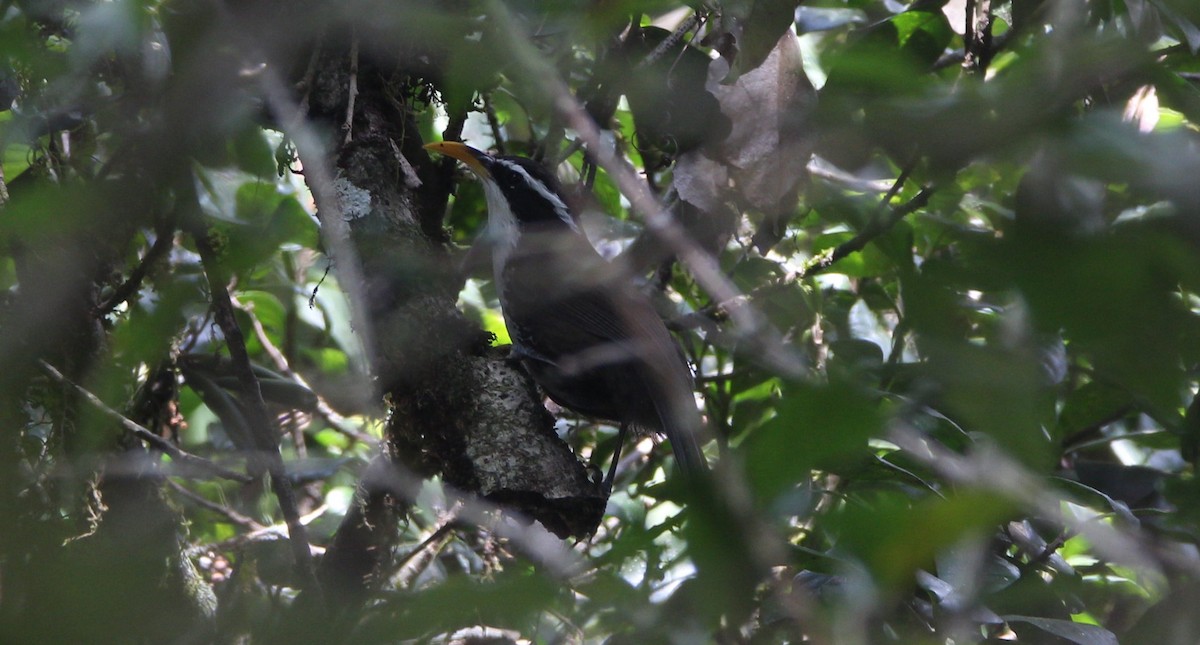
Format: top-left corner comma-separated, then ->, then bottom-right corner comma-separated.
827,338 -> 884,382
1073,461 -> 1169,514
213,183 -> 318,272
1055,477 -> 1141,527
1058,382 -> 1135,439
873,219 -> 915,272
836,490 -> 1016,590
1004,615 -> 1119,645
893,10 -> 953,61
304,347 -> 350,375
1008,231 -> 1190,415
232,126 -> 277,179
923,338 -> 1053,469
746,380 -> 882,500
756,283 -> 815,335
314,428 -> 350,451
1,135 -> 30,180
682,476 -> 762,626
812,231 -> 893,277
589,168 -> 622,218
620,26 -> 729,154
795,6 -> 868,33
239,289 -> 287,335
360,571 -> 560,640
234,181 -> 285,223
1150,0 -> 1200,53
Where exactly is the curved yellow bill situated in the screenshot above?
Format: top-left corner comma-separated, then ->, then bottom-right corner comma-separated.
424,141 -> 490,179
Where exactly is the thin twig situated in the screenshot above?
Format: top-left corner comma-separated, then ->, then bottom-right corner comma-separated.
343,34 -> 359,146
796,186 -> 932,279
878,159 -> 918,209
168,479 -> 264,529
483,93 -> 506,155
232,295 -> 377,445
887,420 -> 1194,579
182,174 -> 321,603
964,0 -> 978,71
95,221 -> 175,316
390,505 -> 462,588
690,172 -> 932,324
635,12 -> 702,70
205,259 -> 321,594
480,11 -> 841,639
794,159 -> 929,282
37,359 -> 252,483
201,504 -> 330,553
364,460 -> 586,581
293,34 -> 323,120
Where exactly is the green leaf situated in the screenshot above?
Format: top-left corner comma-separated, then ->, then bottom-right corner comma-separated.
836,490 -> 1016,590
359,571 -> 560,640
231,126 -> 277,178
1058,381 -> 1134,439
481,308 -> 510,345
238,290 -> 286,334
1004,616 -> 1119,645
304,347 -> 350,375
922,338 -> 1054,469
890,11 -> 953,64
746,381 -> 882,500
811,231 -> 893,278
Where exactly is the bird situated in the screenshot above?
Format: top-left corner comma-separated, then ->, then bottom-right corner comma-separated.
425,140 -> 707,490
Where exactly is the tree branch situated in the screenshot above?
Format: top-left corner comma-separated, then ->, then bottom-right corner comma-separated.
795,181 -> 933,280
180,176 -> 322,607
167,479 -> 264,529
94,217 -> 175,317
37,359 -> 252,484
231,295 -> 377,445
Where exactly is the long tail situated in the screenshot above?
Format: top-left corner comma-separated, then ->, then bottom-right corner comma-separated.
645,366 -> 708,477
664,409 -> 708,476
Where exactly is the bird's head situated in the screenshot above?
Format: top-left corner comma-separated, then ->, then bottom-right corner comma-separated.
425,141 -> 579,232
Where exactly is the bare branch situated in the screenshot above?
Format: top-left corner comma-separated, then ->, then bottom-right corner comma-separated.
37,359 -> 252,484
168,479 -> 264,530
183,182 -> 322,604
231,295 -> 378,445
796,183 -> 933,281
389,504 -> 461,589
95,220 -> 175,317
636,12 -> 702,70
887,421 -> 1193,579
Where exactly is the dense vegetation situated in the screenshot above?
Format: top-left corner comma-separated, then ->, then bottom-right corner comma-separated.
3,0 -> 1200,642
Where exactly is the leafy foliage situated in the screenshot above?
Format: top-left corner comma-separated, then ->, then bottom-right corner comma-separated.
2,0 -> 1200,643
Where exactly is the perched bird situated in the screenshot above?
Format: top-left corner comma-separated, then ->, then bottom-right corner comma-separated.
426,141 -> 707,489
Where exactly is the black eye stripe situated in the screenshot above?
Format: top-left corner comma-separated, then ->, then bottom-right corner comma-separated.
486,157 -> 578,230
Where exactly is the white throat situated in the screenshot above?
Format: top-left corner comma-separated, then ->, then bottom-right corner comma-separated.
482,179 -> 520,285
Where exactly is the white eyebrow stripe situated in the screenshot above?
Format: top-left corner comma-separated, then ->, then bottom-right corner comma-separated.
493,158 -> 580,231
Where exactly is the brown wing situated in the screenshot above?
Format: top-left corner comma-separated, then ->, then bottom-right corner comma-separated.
498,227 -> 706,473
